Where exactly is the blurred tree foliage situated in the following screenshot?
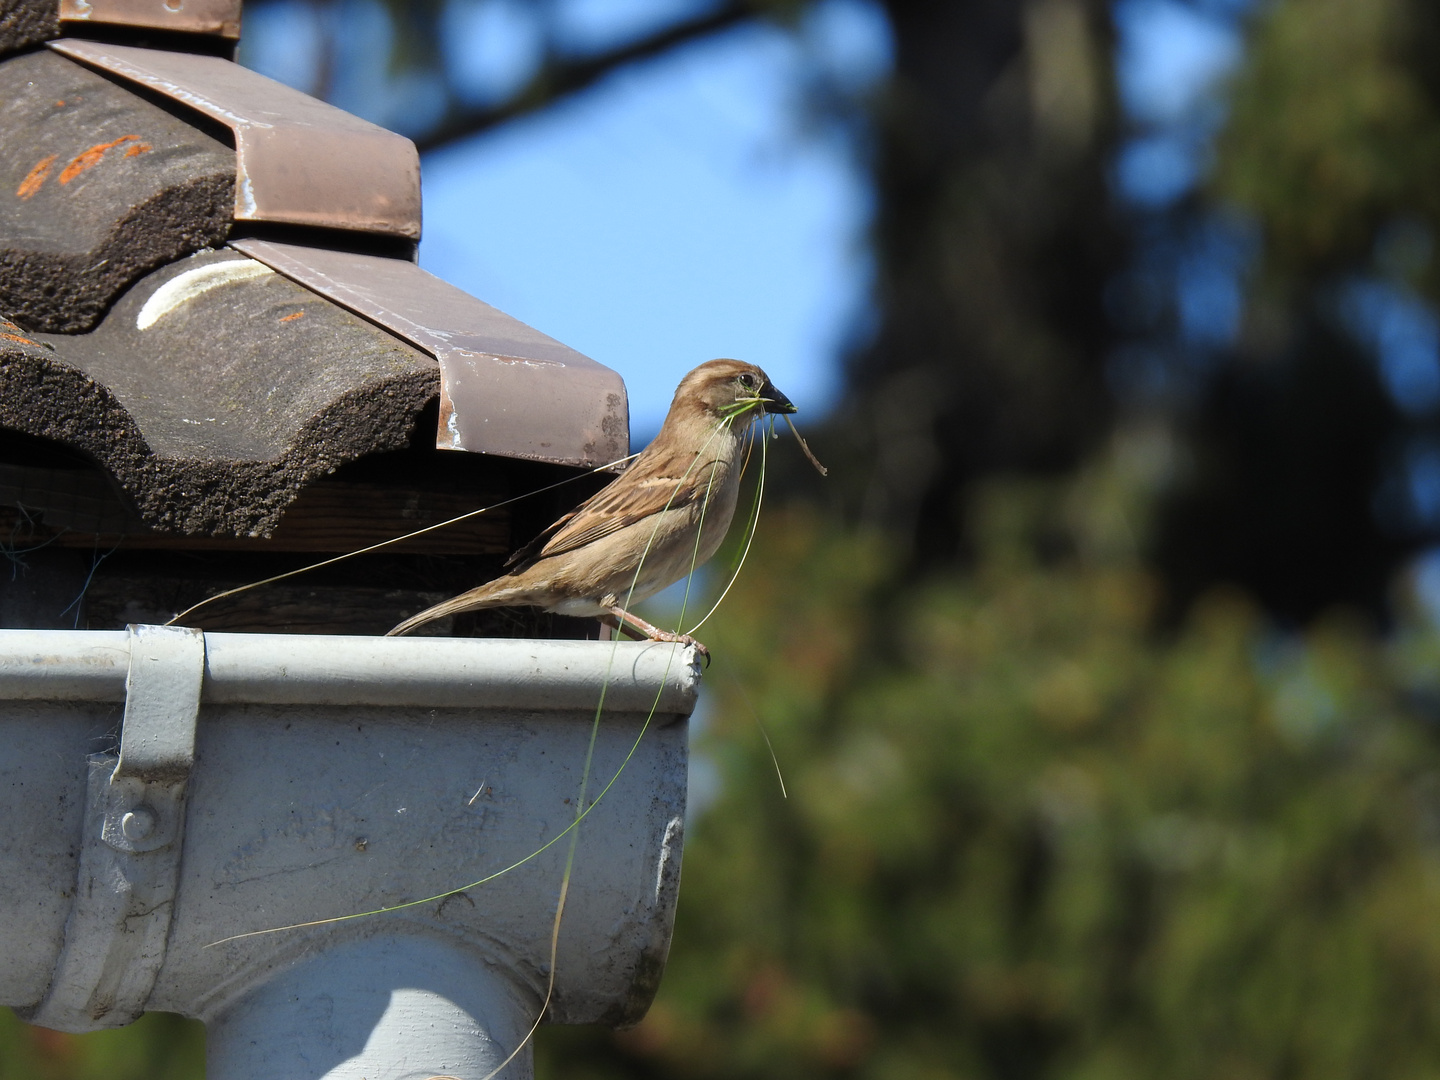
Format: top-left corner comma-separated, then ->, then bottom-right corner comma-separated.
1215,0 -> 1440,281
832,0 -> 1122,572
19,0 -> 1440,1076
541,442 -> 1440,1079
0,1010 -> 202,1079
556,0 -> 1440,1074
1157,0 -> 1440,623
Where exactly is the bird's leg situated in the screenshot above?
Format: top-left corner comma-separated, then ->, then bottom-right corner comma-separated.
602,606 -> 710,662
598,614 -> 646,642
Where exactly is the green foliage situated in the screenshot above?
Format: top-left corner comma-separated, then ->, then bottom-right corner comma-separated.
1215,0 -> 1440,283
0,1010 -> 203,1080
541,441 -> 1440,1079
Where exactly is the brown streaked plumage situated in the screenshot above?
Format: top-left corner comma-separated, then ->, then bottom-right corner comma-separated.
387,359 -> 796,653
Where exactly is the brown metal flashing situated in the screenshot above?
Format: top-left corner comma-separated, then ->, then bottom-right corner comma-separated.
231,238 -> 631,468
49,39 -> 421,239
59,0 -> 242,39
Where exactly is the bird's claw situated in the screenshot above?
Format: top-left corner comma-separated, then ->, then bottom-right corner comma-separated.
601,609 -> 710,664
647,628 -> 711,666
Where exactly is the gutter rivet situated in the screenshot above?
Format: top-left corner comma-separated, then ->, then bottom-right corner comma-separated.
120,806 -> 157,841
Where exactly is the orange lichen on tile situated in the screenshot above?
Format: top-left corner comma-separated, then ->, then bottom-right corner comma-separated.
17,154 -> 57,199
59,134 -> 144,184
279,311 -> 306,322
0,332 -> 38,346
54,100 -> 65,107
123,142 -> 152,158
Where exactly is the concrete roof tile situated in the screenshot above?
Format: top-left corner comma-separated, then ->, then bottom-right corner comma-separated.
0,250 -> 439,536
0,1 -> 58,57
0,49 -> 233,332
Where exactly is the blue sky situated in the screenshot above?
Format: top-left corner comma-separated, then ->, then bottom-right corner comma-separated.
1112,0 -> 1246,208
240,0 -> 1258,440
418,19 -> 877,438
241,0 -> 888,438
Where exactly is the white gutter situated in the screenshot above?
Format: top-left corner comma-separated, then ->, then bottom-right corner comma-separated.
0,626 -> 698,1080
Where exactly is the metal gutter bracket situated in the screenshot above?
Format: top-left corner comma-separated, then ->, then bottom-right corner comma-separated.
24,624 -> 204,1032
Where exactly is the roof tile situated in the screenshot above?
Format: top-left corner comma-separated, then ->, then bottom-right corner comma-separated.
1,250 -> 439,536
0,49 -> 233,332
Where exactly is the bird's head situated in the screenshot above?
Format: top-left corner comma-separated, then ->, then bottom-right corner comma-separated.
672,358 -> 796,427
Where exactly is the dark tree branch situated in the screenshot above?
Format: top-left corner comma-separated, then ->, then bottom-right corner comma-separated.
413,0 -> 756,153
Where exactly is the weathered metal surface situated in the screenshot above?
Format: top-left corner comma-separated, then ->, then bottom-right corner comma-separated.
112,623 -> 203,787
0,250 -> 438,537
0,631 -> 700,713
50,39 -> 421,239
209,935 -> 537,1080
59,0 -> 242,38
0,697 -> 112,1008
0,48 -> 234,332
25,624 -> 204,1032
0,629 -> 694,1057
232,238 -> 631,467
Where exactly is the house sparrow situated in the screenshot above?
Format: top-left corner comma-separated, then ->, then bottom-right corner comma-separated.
387,359 -> 796,653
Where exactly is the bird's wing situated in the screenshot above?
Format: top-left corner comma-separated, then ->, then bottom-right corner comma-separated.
505,448 -> 723,570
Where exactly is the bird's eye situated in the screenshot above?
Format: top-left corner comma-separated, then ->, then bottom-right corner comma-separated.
738,373 -> 756,390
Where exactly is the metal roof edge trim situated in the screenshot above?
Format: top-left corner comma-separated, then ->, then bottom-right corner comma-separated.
58,0 -> 243,39
48,39 -> 421,239
0,631 -> 700,714
231,238 -> 631,468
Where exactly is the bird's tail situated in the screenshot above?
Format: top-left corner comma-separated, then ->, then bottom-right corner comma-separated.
387,584 -> 512,636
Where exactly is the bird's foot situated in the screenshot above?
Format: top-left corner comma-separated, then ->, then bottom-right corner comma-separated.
602,609 -> 711,665
643,627 -> 711,663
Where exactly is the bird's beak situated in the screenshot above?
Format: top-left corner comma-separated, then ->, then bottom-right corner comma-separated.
759,380 -> 797,414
